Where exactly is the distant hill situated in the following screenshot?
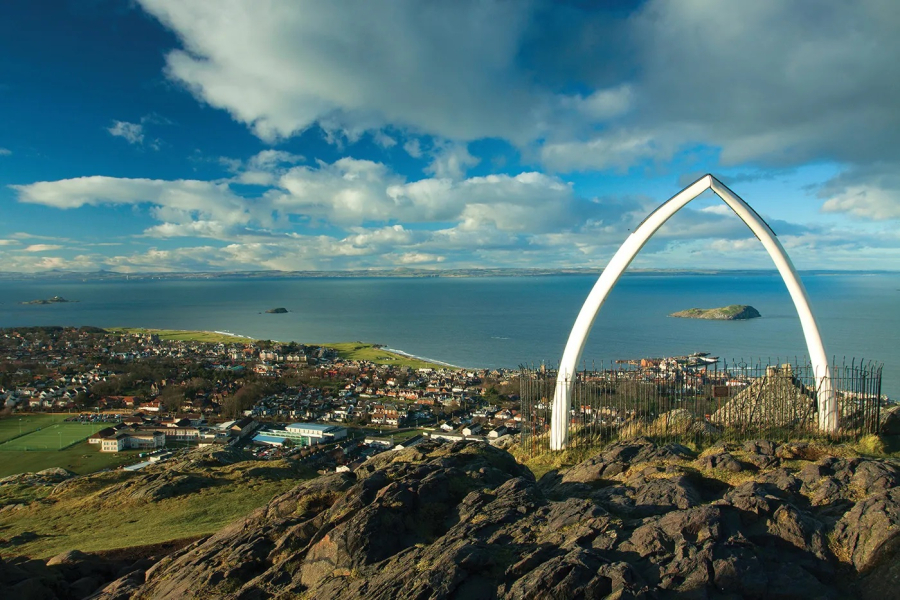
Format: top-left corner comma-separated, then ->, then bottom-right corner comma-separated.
670,304 -> 761,320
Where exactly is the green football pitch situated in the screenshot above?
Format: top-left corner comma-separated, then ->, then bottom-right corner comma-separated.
0,414 -> 69,443
0,422 -> 104,451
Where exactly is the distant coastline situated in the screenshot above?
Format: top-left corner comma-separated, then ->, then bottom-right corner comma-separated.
19,295 -> 77,305
1,267 -> 896,282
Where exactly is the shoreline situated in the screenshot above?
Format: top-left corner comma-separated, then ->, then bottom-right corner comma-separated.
211,330 -> 255,340
108,327 -> 459,369
381,346 -> 462,370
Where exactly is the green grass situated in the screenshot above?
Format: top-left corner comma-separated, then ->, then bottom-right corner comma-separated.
0,414 -> 69,444
107,327 -> 253,344
0,460 -> 308,558
0,422 -> 103,451
0,442 -> 141,478
0,480 -> 300,558
321,342 -> 451,370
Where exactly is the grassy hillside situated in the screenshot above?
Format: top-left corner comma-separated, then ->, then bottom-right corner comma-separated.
0,447 -> 311,558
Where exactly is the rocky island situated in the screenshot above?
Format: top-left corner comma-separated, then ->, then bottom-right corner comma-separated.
670,304 -> 761,320
19,295 -> 76,305
265,307 -> 288,314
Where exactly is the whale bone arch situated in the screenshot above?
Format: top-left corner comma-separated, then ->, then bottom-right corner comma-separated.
550,174 -> 835,450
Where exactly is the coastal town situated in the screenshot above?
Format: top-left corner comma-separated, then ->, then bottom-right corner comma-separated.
0,326 -> 523,472
2,325 -> 891,475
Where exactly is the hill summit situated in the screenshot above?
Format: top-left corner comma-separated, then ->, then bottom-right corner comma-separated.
58,438 -> 900,600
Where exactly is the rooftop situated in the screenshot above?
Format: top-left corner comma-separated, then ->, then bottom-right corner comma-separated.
287,423 -> 339,432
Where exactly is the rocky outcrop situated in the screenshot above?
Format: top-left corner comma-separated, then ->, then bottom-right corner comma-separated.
0,467 -> 75,487
0,548 -> 157,600
81,438 -> 900,600
669,304 -> 761,320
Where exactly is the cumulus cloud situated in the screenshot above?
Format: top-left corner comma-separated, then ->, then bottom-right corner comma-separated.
12,176 -> 275,237
221,149 -> 306,185
425,143 -> 480,181
0,147 -> 11,156
540,130 -> 663,173
818,167 -> 900,220
107,121 -> 144,145
7,157 -> 877,272
626,0 -> 900,169
133,1 -> 900,176
404,139 -> 423,158
372,131 -> 397,149
138,0 -> 550,144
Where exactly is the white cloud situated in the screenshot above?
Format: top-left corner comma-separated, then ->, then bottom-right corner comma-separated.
404,139 -> 423,158
248,149 -> 304,171
540,130 -> 663,172
557,85 -> 633,122
0,239 -> 17,246
107,121 -> 145,145
129,0 -> 900,188
0,148 -> 11,156
625,0 -> 900,169
139,0 -> 546,144
223,150 -> 306,185
397,252 -> 444,264
821,184 -> 900,220
274,158 -> 404,225
372,131 -> 397,149
10,156 -> 878,272
24,244 -> 64,252
12,176 -> 275,237
425,142 -> 480,181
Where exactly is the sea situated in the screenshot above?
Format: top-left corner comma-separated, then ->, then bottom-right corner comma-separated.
1,272 -> 898,397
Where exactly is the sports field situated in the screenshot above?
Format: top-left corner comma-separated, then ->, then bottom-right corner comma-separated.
0,413 -> 69,444
0,421 -> 103,451
0,441 -> 140,478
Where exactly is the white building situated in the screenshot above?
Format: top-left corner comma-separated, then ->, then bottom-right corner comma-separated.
255,422 -> 348,447
285,423 -> 347,445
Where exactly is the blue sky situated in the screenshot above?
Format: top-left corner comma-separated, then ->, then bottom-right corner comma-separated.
1,0 -> 899,273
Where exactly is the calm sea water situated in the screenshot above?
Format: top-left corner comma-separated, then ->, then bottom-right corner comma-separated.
1,273 -> 897,397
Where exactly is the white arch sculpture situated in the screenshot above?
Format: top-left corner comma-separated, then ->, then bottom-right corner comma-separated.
550,174 -> 835,450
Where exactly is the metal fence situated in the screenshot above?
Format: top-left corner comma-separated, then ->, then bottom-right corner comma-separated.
519,358 -> 884,456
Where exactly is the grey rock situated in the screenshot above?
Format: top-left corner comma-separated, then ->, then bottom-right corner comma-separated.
833,487 -> 900,572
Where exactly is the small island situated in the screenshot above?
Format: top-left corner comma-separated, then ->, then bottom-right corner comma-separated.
670,304 -> 761,320
20,295 -> 76,305
265,307 -> 288,314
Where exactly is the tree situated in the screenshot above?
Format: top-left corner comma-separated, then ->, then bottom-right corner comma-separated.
160,386 -> 185,413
